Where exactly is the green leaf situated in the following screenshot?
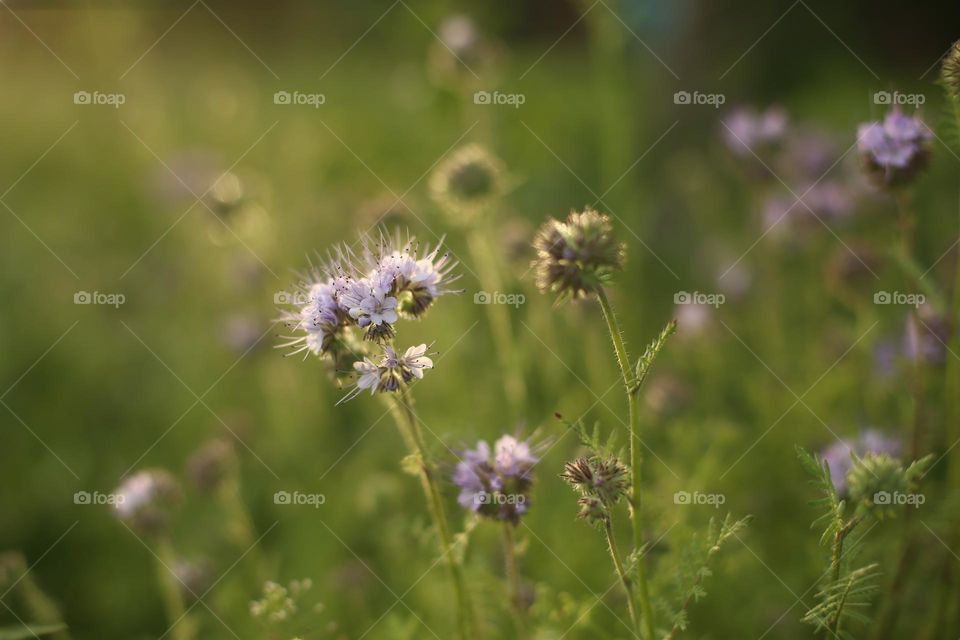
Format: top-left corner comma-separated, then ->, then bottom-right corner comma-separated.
0,624 -> 68,640
631,319 -> 677,394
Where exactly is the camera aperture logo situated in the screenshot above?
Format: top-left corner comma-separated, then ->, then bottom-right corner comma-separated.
274,91 -> 326,108
473,491 -> 526,506
873,90 -> 925,107
873,291 -> 925,308
474,290 -> 525,308
74,490 -> 124,506
73,90 -> 126,108
873,491 -> 924,508
673,490 -> 725,508
273,290 -> 311,306
74,291 -> 125,308
274,490 -> 325,508
473,90 -> 525,108
674,291 -> 725,308
673,90 -> 725,108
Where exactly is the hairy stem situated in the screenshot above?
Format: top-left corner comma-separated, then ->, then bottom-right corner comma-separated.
597,287 -> 655,640
604,515 -> 641,637
389,386 -> 475,640
502,523 -> 526,636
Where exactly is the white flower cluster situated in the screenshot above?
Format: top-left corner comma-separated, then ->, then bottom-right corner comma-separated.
280,229 -> 460,402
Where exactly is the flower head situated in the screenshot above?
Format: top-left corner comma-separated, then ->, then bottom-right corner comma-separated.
532,208 -> 625,300
942,39 -> 960,101
279,228 -> 459,400
429,144 -> 507,218
339,343 -> 435,404
820,429 -> 901,495
113,469 -> 181,534
561,456 -> 629,508
452,435 -> 538,524
857,109 -> 932,186
723,106 -> 788,157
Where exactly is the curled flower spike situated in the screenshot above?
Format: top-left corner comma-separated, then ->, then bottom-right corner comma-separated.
277,227 -> 460,361
452,435 -> 539,524
338,343 -> 435,404
820,429 -> 901,495
857,109 -> 932,187
430,144 -> 507,218
532,207 -> 625,300
942,39 -> 960,101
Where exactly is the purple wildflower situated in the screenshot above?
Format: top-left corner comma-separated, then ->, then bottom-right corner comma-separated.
723,106 -> 788,157
453,435 -> 538,524
857,109 -> 931,186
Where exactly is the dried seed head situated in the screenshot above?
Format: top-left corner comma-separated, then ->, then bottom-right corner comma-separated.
561,456 -> 629,505
532,208 -> 625,300
429,144 -> 506,219
575,495 -> 608,526
942,39 -> 960,101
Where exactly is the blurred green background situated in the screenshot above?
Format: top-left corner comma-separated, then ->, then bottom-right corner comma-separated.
3,1 -> 960,638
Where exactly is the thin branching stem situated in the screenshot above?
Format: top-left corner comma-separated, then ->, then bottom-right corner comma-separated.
596,286 -> 656,640
155,535 -> 191,640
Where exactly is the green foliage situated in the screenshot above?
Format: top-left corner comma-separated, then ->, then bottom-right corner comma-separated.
631,320 -> 678,394
558,414 -> 624,462
661,515 -> 751,640
801,563 -> 881,639
0,625 -> 67,640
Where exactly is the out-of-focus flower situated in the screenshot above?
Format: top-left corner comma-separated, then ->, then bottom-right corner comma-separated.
250,578 -> 314,624
430,144 -> 507,218
187,438 -> 236,493
905,308 -> 951,365
113,469 -> 180,534
820,430 -> 901,494
644,374 -> 691,418
942,39 -> 960,100
222,314 -> 264,354
722,106 -> 788,157
857,109 -> 932,186
427,15 -> 502,90
452,435 -> 538,523
532,208 -> 625,300
173,559 -> 213,601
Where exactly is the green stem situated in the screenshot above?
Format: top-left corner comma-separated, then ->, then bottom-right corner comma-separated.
502,524 -> 526,637
596,287 -> 655,640
155,536 -> 191,640
389,386 -> 475,640
466,223 -> 526,416
603,515 -> 641,637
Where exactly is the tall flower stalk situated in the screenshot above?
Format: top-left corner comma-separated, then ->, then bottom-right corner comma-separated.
279,228 -> 475,639
533,208 -> 666,639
